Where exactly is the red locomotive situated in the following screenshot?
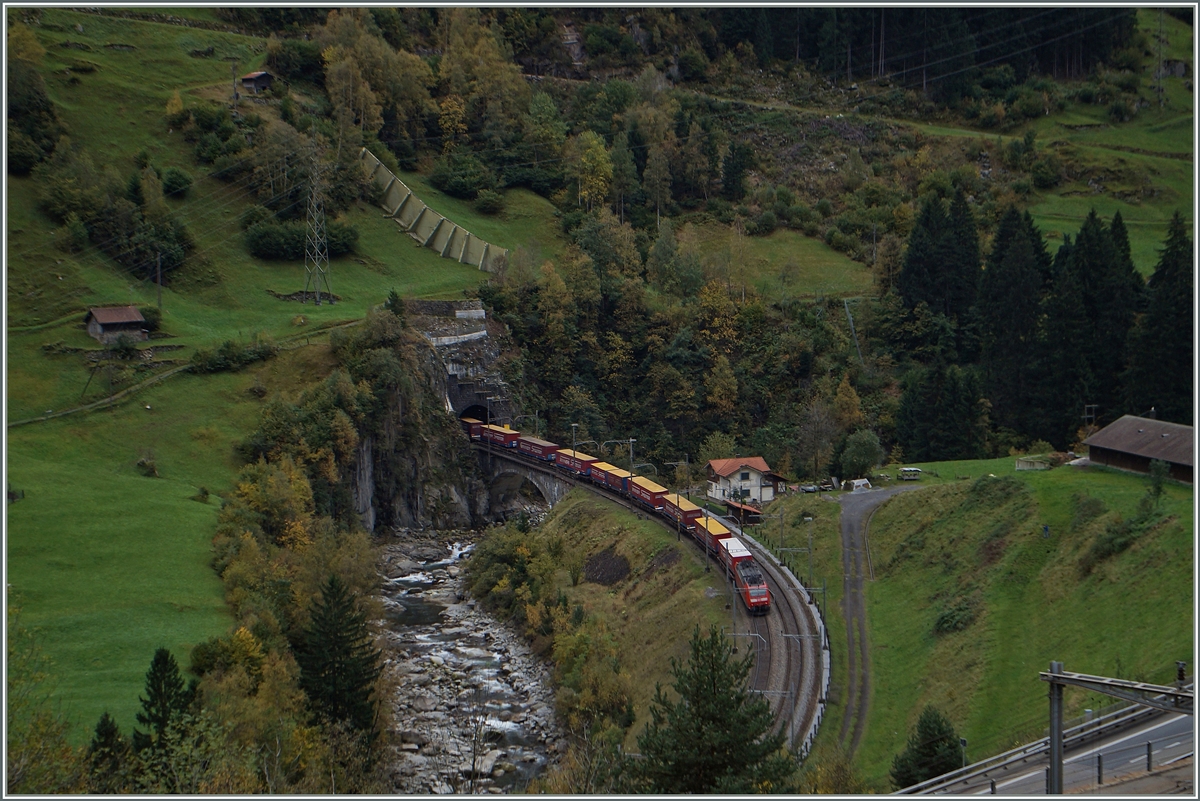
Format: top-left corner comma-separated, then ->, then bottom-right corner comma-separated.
718,537 -> 771,615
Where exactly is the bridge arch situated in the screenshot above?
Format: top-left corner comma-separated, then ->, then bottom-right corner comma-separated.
476,447 -> 574,511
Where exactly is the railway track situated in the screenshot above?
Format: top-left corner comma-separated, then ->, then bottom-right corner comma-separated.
477,444 -> 828,756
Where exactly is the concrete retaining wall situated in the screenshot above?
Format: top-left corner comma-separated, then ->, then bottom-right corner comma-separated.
359,148 -> 508,272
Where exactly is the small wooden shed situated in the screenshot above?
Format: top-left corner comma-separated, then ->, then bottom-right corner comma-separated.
85,306 -> 147,344
240,70 -> 274,94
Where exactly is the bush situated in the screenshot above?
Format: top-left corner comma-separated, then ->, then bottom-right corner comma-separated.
1030,155 -> 1061,189
430,152 -> 495,199
139,306 -> 162,332
239,205 -> 273,230
754,210 -> 777,235
56,212 -> 89,253
194,132 -> 225,164
245,221 -> 358,260
268,38 -> 323,84
190,339 -> 278,374
815,198 -> 834,218
474,188 -> 504,214
7,125 -> 44,175
161,167 -> 193,197
1108,99 -> 1134,123
325,222 -> 359,256
110,333 -> 139,360
678,48 -> 709,81
933,597 -> 976,634
189,103 -> 228,133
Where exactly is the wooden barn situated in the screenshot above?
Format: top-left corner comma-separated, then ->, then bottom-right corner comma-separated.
240,70 -> 274,94
1082,415 -> 1194,483
85,306 -> 147,344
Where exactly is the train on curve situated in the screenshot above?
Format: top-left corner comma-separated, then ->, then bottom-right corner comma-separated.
463,419 -> 771,615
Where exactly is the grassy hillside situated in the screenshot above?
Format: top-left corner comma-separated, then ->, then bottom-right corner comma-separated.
514,490 -> 732,749
6,344 -> 347,742
856,463 -> 1193,787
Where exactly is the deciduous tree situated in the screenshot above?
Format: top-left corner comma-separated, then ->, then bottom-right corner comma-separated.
576,131 -> 613,212
644,143 -> 672,228
841,428 -> 884,479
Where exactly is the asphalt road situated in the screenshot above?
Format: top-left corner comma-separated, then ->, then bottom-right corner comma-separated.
963,713 -> 1195,795
835,483 -> 925,756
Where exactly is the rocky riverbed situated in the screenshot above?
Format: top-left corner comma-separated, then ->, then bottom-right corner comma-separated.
379,530 -> 564,793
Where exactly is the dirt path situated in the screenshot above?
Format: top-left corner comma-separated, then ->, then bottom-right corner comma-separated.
835,484 -> 924,756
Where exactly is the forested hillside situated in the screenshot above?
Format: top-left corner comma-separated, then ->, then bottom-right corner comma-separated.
5,5 -> 1192,793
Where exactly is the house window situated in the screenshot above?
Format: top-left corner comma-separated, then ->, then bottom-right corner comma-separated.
740,471 -> 750,481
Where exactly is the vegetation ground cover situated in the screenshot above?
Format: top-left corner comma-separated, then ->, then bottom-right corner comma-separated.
856,464 -> 1193,787
483,490 -> 731,751
6,343 -> 349,742
5,5 -> 1192,783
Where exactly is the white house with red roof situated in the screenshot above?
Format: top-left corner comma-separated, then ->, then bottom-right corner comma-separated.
705,456 -> 779,505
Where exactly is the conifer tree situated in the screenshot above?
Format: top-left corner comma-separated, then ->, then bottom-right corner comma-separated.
133,648 -> 193,752
976,206 -> 1043,433
890,706 -> 963,789
1031,262 -> 1095,448
295,574 -> 382,735
631,625 -> 794,793
897,196 -> 948,313
87,712 -> 130,793
945,188 -> 980,323
1123,212 -> 1193,424
1064,210 -> 1143,418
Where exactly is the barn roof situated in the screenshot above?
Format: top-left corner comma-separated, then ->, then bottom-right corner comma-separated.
1083,415 -> 1194,467
241,70 -> 271,80
86,306 -> 144,325
706,456 -> 771,477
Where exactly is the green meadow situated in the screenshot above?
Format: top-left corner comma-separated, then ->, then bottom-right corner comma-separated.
856,463 -> 1193,788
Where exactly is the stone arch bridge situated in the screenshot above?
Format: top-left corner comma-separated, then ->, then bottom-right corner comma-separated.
474,444 -> 575,510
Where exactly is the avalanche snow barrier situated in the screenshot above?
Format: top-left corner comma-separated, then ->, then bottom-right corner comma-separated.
359,148 -> 508,272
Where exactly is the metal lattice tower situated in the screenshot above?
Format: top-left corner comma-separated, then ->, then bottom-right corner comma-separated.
302,143 -> 332,305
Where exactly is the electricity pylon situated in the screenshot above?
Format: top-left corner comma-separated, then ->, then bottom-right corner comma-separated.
302,141 -> 332,305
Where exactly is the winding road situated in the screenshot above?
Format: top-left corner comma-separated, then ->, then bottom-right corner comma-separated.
836,484 -> 925,756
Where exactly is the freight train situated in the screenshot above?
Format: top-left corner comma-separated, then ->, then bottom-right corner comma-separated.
462,419 -> 771,615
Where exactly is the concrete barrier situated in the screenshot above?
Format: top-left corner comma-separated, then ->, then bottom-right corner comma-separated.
359,148 -> 508,272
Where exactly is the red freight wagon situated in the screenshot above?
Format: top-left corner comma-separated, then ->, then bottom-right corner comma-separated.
481,424 -> 520,447
663,493 -> 703,531
556,449 -> 597,477
630,476 -> 668,511
604,466 -> 632,494
589,462 -> 618,488
695,515 -> 733,555
718,536 -> 753,572
459,417 -> 483,439
517,436 -> 560,461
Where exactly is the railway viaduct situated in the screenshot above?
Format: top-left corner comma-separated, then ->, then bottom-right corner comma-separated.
473,443 -> 574,508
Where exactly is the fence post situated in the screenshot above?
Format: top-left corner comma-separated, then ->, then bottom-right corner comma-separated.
1146,741 -> 1152,772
